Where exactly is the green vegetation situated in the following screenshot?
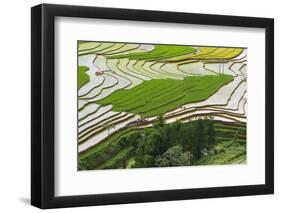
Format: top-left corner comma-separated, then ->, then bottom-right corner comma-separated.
107,44 -> 196,61
78,66 -> 90,89
97,75 -> 234,118
154,145 -> 192,167
79,118 -> 246,170
164,47 -> 244,63
197,140 -> 246,164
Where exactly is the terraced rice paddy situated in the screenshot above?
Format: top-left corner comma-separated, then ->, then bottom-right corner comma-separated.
77,41 -> 247,170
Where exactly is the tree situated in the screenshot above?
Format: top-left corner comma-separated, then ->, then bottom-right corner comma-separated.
143,127 -> 168,156
178,124 -> 190,149
155,115 -> 166,128
154,145 -> 192,167
207,121 -> 216,146
186,122 -> 195,152
135,140 -> 145,156
191,119 -> 208,160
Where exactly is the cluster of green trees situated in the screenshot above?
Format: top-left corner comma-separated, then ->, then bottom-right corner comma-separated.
131,116 -> 216,168
80,116 -> 219,170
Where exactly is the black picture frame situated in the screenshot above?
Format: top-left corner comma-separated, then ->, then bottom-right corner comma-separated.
31,3 -> 274,209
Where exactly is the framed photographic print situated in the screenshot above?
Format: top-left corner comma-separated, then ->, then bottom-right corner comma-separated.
31,3 -> 274,209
